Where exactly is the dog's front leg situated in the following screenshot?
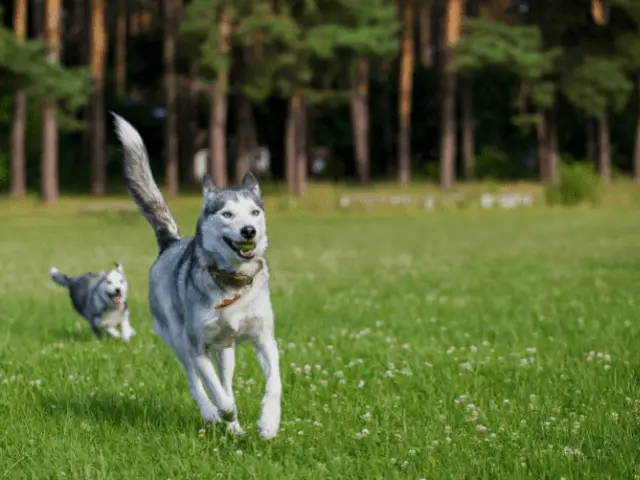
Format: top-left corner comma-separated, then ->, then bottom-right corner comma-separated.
105,326 -> 122,338
216,347 -> 243,435
254,334 -> 282,439
120,310 -> 136,341
193,354 -> 237,423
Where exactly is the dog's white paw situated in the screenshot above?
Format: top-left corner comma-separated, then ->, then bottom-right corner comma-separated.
202,407 -> 222,424
258,398 -> 281,439
258,419 -> 279,439
225,420 -> 244,436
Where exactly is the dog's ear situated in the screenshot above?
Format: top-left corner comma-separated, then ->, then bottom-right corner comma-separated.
202,174 -> 217,196
241,171 -> 261,198
114,261 -> 124,273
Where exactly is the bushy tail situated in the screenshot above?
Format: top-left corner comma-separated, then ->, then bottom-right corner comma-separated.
50,267 -> 72,287
111,113 -> 181,254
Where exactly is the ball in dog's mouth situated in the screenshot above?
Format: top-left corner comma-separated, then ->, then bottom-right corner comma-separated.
112,293 -> 123,307
223,237 -> 256,259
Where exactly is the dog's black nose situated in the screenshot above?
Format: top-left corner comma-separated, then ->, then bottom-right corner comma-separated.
114,288 -> 121,295
240,225 -> 256,240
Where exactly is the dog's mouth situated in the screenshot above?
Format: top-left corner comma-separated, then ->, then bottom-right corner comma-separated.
223,237 -> 256,259
110,292 -> 123,306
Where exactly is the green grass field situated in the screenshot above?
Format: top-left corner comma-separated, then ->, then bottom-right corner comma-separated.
1,194 -> 640,479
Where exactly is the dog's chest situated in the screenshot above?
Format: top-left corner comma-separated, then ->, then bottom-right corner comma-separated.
100,307 -> 125,328
202,297 -> 255,349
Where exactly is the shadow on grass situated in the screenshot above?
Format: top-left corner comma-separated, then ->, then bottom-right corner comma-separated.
37,391 -> 196,432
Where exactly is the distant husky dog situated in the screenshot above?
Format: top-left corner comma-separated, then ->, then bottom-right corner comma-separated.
112,113 -> 281,439
50,262 -> 136,341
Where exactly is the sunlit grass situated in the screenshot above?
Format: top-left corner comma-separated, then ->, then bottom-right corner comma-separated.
0,193 -> 639,478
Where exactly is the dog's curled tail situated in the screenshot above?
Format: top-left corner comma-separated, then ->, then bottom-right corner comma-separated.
111,112 -> 180,254
50,267 -> 72,287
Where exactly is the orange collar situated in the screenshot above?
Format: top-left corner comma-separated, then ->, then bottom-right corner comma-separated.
214,294 -> 242,310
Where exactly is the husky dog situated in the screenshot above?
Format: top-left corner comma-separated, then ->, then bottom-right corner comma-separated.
50,262 -> 136,341
112,113 -> 281,439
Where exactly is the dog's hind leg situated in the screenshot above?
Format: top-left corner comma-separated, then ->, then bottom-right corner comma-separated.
174,345 -> 221,424
90,317 -> 103,340
216,347 -> 243,435
192,353 -> 237,424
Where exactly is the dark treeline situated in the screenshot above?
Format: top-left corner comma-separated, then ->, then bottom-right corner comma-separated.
1,0 -> 640,201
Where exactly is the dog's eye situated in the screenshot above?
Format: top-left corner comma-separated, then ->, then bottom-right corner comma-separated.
221,211 -> 234,219
251,209 -> 261,216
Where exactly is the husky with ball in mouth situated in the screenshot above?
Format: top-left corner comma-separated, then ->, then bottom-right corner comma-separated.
112,113 -> 281,439
50,261 -> 135,341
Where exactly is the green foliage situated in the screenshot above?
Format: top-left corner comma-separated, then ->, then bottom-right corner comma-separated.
561,57 -> 633,117
0,11 -> 90,130
545,160 -> 602,206
180,0 -> 399,103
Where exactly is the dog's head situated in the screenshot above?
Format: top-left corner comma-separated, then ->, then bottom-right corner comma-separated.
197,172 -> 267,265
100,261 -> 128,307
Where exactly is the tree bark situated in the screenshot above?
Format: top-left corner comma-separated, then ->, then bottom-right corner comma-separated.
90,0 -> 107,196
546,111 -> 559,185
398,0 -> 414,185
115,0 -> 126,98
379,61 -> 394,177
10,0 -> 28,198
536,110 -> 549,181
209,9 -> 230,187
634,74 -> 640,180
418,2 -> 432,67
440,0 -> 463,190
285,94 -> 297,193
460,74 -> 474,180
295,92 -> 307,196
164,0 -> 179,196
592,0 -> 607,25
41,0 -> 61,202
586,117 -> 596,161
235,94 -> 258,184
349,58 -> 370,184
597,113 -> 611,183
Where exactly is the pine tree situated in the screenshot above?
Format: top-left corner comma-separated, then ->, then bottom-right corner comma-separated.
164,0 -> 180,195
10,0 -> 28,198
90,0 -> 107,196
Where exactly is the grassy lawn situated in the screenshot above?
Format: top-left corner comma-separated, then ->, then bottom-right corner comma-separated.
1,195 -> 639,479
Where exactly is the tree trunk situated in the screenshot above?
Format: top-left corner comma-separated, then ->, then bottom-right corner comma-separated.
536,110 -> 549,181
349,58 -> 370,184
209,9 -> 230,187
164,0 -> 179,196
90,0 -> 107,196
380,61 -> 394,177
398,0 -> 414,185
440,0 -> 463,190
586,117 -> 596,161
115,0 -> 126,98
41,0 -> 61,202
460,74 -> 474,180
418,2 -> 431,67
295,92 -> 307,196
10,0 -> 28,198
592,0 -> 607,25
235,94 -> 258,184
634,74 -> 640,181
597,113 -> 611,183
546,111 -> 559,185
285,95 -> 297,193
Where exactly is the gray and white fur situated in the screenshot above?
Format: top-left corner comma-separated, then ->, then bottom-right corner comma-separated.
50,262 -> 135,341
112,113 -> 281,439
